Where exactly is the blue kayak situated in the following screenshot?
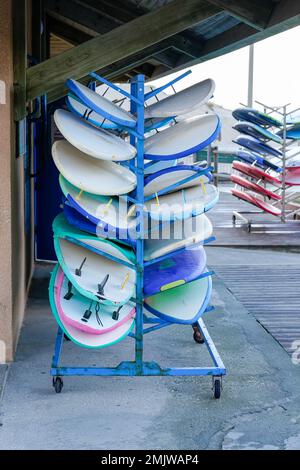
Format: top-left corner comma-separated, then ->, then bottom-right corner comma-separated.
236,151 -> 282,173
235,135 -> 282,158
233,121 -> 282,144
232,108 -> 282,128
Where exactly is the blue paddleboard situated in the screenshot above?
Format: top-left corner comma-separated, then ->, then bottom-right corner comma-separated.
235,135 -> 282,158
232,108 -> 282,128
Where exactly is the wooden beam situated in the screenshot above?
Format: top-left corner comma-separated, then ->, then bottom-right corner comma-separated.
155,0 -> 300,79
27,0 -> 221,101
47,15 -> 92,45
206,0 -> 274,30
13,0 -> 27,121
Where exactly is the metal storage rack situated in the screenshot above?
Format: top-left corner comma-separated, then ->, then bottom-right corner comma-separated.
232,101 -> 300,232
51,73 -> 226,399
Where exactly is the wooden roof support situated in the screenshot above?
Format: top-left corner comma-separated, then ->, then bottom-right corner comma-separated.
27,0 -> 221,101
206,0 -> 274,30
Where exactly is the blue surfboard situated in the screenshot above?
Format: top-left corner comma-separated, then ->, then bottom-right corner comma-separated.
235,135 -> 282,158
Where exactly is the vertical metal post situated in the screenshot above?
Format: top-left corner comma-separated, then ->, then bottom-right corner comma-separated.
281,105 -> 287,223
248,44 -> 254,107
131,75 -> 145,375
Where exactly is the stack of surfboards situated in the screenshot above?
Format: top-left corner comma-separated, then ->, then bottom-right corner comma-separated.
49,75 -> 221,348
230,107 -> 289,217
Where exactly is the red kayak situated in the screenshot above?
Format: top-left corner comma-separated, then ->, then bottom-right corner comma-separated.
231,174 -> 281,201
232,161 -> 281,186
231,188 -> 281,216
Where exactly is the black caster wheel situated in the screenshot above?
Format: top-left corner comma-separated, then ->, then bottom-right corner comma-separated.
213,378 -> 221,399
52,377 -> 63,393
193,330 -> 205,344
232,215 -> 236,226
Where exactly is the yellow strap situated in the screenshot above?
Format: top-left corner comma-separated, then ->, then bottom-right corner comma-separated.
200,177 -> 207,195
75,189 -> 84,201
155,192 -> 160,207
126,204 -> 136,219
121,273 -> 130,290
103,198 -> 113,215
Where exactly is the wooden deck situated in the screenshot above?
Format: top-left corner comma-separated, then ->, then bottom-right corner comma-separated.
214,263 -> 300,355
209,186 -> 300,247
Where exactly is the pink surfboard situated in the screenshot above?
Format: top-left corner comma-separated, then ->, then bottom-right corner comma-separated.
231,188 -> 281,216
285,168 -> 300,186
232,161 -> 281,186
231,174 -> 281,201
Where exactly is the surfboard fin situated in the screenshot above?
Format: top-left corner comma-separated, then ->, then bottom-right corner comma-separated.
75,257 -> 87,277
81,300 -> 93,323
64,281 -> 73,300
97,274 -> 110,297
112,305 -> 122,321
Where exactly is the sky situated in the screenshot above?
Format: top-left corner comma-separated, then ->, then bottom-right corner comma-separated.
150,25 -> 300,112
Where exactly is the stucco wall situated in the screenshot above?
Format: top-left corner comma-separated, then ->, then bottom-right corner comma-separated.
0,0 -> 33,362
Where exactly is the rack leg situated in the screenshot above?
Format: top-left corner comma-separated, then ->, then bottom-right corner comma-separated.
51,327 -> 64,393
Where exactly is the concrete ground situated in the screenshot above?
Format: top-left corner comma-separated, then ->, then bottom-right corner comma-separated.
0,248 -> 300,450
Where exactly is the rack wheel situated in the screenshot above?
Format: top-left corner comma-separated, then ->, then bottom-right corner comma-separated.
213,378 -> 221,399
52,377 -> 63,393
232,215 -> 236,225
192,324 -> 204,344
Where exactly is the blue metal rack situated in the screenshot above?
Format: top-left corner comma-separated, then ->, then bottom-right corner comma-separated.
51,73 -> 226,398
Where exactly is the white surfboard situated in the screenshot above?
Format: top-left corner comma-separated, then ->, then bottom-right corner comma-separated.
54,109 -> 136,161
67,79 -> 136,128
144,165 -> 211,198
144,79 -> 215,119
144,274 -> 212,324
52,140 -> 136,196
144,184 -> 219,221
144,213 -> 213,261
144,114 -> 220,160
53,215 -> 136,306
67,95 -> 118,129
59,175 -> 136,232
49,265 -> 135,349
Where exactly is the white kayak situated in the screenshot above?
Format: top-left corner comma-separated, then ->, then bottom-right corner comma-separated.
144,213 -> 213,261
144,79 -> 215,119
144,114 -> 220,160
67,79 -> 136,128
54,109 -> 136,161
53,214 -> 136,306
144,184 -> 219,221
144,274 -> 212,324
144,164 -> 211,198
52,140 -> 136,196
67,95 -> 118,130
49,264 -> 135,349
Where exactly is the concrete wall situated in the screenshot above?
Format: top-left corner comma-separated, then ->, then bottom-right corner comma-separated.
0,0 -> 33,362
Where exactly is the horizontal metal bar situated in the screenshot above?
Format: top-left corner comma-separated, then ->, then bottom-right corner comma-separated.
144,69 -> 192,101
143,322 -> 171,334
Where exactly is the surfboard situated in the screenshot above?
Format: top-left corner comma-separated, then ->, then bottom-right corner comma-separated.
67,79 -> 136,128
54,109 -> 136,161
53,214 -> 136,306
144,115 -> 221,161
143,165 -> 212,198
49,264 -> 135,349
277,125 -> 300,140
144,159 -> 177,176
231,174 -> 281,201
144,184 -> 219,221
285,169 -> 300,186
231,188 -> 281,216
144,274 -> 212,324
233,121 -> 282,144
232,161 -> 282,186
144,79 -> 215,119
236,151 -> 282,173
232,108 -> 282,128
235,135 -> 282,158
144,213 -> 213,261
144,245 -> 206,296
53,140 -> 137,196
60,176 -> 136,244
67,95 -> 118,130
